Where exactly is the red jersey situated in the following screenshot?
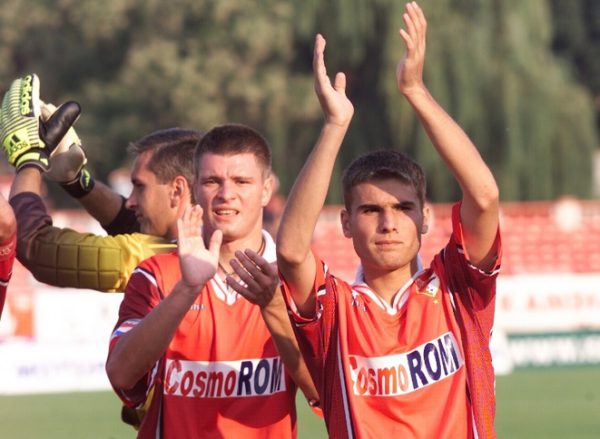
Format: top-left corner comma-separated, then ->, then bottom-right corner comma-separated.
109,233 -> 297,438
281,204 -> 501,438
0,232 -> 16,318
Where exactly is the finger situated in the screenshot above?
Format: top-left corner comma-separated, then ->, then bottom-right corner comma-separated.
313,34 -> 331,91
41,101 -> 81,151
208,229 -> 223,255
189,205 -> 203,236
226,276 -> 258,303
407,2 -> 426,52
243,249 -> 278,277
230,255 -> 265,288
333,72 -> 347,95
40,101 -> 57,122
313,34 -> 326,75
399,28 -> 413,51
411,2 -> 427,31
402,10 -> 417,43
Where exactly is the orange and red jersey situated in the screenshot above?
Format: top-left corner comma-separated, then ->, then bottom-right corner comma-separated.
109,234 -> 297,438
0,232 -> 16,318
281,203 -> 501,438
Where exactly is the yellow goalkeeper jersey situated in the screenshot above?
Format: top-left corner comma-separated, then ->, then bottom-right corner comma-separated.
10,192 -> 175,292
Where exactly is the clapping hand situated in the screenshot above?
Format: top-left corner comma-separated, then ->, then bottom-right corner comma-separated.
177,205 -> 223,292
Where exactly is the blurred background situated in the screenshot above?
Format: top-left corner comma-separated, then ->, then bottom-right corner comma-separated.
0,0 -> 599,437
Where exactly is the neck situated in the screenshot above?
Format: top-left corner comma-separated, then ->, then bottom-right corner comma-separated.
363,258 -> 420,305
216,231 -> 265,273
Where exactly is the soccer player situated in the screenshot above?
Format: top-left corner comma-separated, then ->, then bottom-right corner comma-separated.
106,124 -> 318,437
277,2 -> 501,438
0,74 -> 194,291
0,192 -> 16,318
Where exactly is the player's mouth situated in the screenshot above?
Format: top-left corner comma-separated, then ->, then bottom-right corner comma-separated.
375,240 -> 402,249
213,208 -> 239,218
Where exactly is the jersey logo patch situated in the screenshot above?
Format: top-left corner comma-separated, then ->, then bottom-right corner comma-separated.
164,357 -> 286,399
347,332 -> 464,397
415,273 -> 440,299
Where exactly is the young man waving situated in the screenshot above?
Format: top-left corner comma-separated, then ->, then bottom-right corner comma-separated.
277,2 -> 501,437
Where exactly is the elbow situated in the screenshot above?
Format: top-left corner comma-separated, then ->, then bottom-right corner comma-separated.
276,241 -> 308,267
0,211 -> 16,241
472,181 -> 499,213
106,356 -> 136,391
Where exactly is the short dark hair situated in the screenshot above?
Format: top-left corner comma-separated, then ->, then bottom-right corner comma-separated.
127,128 -> 202,190
193,123 -> 271,178
342,149 -> 426,210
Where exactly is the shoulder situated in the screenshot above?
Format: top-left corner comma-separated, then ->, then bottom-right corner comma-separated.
131,251 -> 180,292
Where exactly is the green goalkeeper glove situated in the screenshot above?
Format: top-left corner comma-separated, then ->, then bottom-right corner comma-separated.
0,74 -> 47,170
42,102 -> 95,198
0,73 -> 80,173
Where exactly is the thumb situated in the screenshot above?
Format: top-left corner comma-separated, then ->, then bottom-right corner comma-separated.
40,101 -> 81,151
333,72 -> 347,95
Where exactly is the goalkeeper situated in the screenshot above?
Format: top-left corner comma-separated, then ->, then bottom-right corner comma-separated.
1,74 -> 197,291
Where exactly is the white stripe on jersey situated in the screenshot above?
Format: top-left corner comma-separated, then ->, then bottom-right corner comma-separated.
337,337 -> 355,438
132,267 -> 158,288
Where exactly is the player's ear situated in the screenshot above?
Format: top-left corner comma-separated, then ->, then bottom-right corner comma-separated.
421,204 -> 430,235
261,172 -> 274,207
170,175 -> 189,207
341,209 -> 352,238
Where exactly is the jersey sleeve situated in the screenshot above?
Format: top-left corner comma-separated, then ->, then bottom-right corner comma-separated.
10,192 -> 175,292
108,259 -> 165,407
0,232 -> 16,318
102,196 -> 141,235
280,251 -> 340,387
438,203 -> 502,439
441,202 -> 502,314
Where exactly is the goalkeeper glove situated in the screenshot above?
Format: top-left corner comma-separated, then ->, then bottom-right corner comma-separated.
0,73 -> 80,173
42,102 -> 95,198
0,74 -> 47,170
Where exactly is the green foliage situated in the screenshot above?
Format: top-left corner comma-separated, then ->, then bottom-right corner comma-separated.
0,0 -> 597,202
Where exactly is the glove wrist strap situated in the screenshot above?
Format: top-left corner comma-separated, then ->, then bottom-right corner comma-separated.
61,168 -> 95,198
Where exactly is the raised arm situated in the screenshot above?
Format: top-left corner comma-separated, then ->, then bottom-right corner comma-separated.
397,2 -> 499,270
106,205 -> 221,389
40,101 -> 125,229
276,34 -> 354,315
226,250 -> 319,404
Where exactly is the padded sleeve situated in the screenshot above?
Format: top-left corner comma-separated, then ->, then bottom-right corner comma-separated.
10,192 -> 175,291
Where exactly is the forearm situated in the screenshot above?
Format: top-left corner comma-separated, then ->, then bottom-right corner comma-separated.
260,293 -> 319,403
106,281 -> 200,389
404,87 -> 498,208
9,168 -> 43,199
405,86 -> 499,267
277,122 -> 348,263
77,180 -> 125,227
277,123 -> 348,313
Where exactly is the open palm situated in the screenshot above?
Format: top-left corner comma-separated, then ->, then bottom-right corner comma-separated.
177,205 -> 222,290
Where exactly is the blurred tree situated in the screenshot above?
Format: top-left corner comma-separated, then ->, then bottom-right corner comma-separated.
0,0 -> 596,204
550,0 -> 600,128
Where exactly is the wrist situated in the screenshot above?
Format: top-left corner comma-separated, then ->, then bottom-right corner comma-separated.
260,288 -> 286,314
401,84 -> 429,101
61,167 -> 95,198
175,279 -> 205,300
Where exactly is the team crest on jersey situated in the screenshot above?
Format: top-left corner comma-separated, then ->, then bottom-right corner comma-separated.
351,291 -> 367,312
415,273 -> 440,299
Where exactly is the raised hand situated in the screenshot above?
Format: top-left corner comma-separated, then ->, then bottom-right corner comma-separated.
396,2 -> 427,96
226,249 -> 280,309
0,74 -> 80,172
177,205 -> 222,291
313,34 -> 354,127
